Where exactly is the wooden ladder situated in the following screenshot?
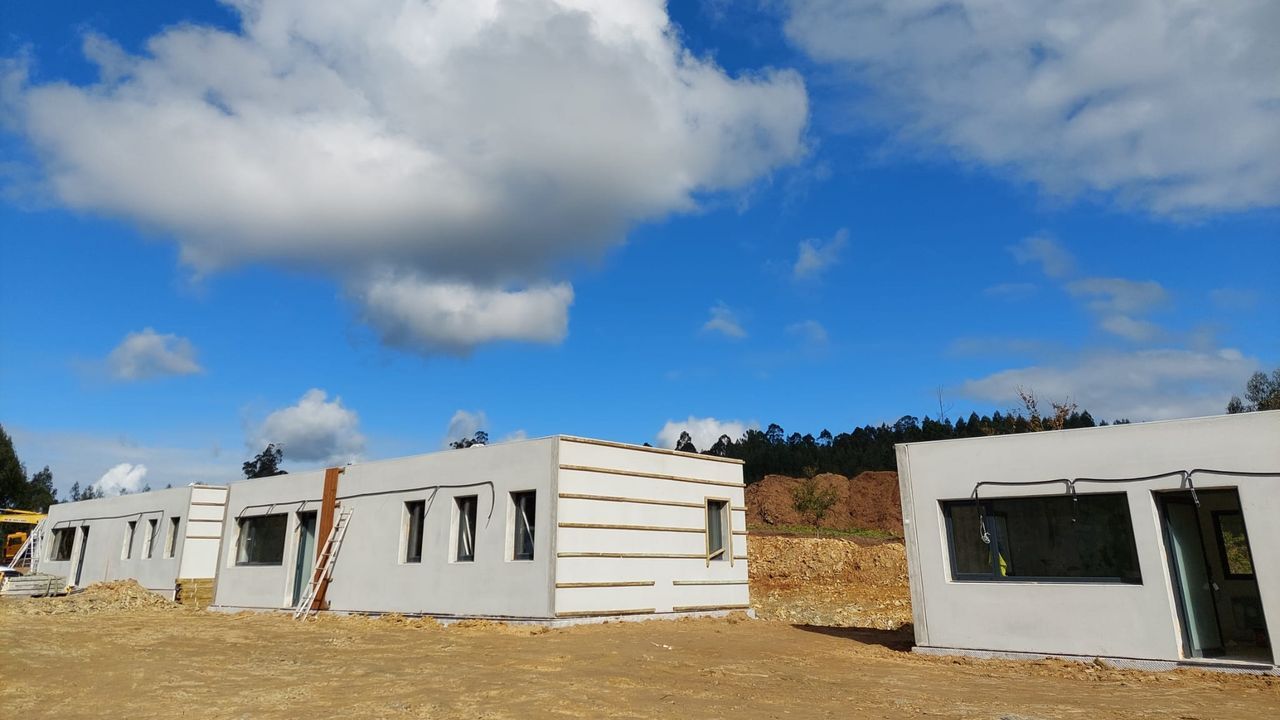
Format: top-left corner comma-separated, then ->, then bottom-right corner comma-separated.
292,506 -> 353,620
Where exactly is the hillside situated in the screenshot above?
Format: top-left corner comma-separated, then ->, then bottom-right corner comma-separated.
745,471 -> 903,536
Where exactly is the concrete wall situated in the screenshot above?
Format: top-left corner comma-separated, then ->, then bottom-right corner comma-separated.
897,411 -> 1280,664
212,437 -> 558,618
40,485 -> 227,598
553,437 -> 749,617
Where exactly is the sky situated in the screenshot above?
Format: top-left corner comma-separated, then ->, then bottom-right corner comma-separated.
1,0 -> 1277,497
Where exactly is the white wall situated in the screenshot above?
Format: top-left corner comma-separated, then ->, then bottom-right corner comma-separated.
554,437 -> 749,617
212,438 -> 558,618
40,485 -> 223,598
897,411 -> 1280,663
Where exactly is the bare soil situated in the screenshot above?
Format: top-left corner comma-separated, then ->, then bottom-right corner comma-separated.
746,471 -> 903,535
2,543 -> 1276,719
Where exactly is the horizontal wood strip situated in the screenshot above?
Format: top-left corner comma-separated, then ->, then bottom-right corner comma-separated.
732,555 -> 747,561
555,608 -> 656,618
555,581 -> 656,589
559,435 -> 743,465
189,501 -> 226,507
560,464 -> 743,488
732,530 -> 748,536
558,552 -> 708,560
672,604 -> 751,613
671,579 -> 749,586
559,522 -> 704,533
559,493 -> 746,512
184,535 -> 223,540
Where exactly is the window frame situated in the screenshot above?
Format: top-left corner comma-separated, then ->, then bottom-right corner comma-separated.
1211,509 -> 1256,580
234,513 -> 289,566
704,497 -> 731,566
122,520 -> 137,560
49,527 -> 76,561
453,495 -> 478,563
942,492 -> 1143,585
143,518 -> 159,559
510,491 -> 536,562
164,517 -> 180,559
404,500 -> 426,564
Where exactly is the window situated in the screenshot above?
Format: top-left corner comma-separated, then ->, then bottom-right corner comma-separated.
511,491 -> 536,561
405,500 -> 425,563
235,514 -> 288,565
455,496 -> 477,562
943,493 -> 1141,583
144,518 -> 159,559
1213,511 -> 1255,579
50,528 -> 75,561
705,499 -> 729,563
164,517 -> 180,559
122,520 -> 137,559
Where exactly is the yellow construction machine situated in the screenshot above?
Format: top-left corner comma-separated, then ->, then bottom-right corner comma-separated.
1,509 -> 47,565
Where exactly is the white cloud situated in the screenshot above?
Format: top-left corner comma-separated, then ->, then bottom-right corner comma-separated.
1067,277 -> 1168,316
1098,314 -> 1164,343
785,1 -> 1280,215
960,348 -> 1258,421
1008,236 -> 1075,278
356,275 -> 572,355
982,282 -> 1037,299
94,463 -> 149,495
105,328 -> 202,380
442,409 -> 488,448
786,319 -> 828,345
250,389 -> 364,464
793,228 -> 847,280
6,0 -> 808,354
702,302 -> 747,339
656,416 -> 756,451
1209,287 -> 1260,311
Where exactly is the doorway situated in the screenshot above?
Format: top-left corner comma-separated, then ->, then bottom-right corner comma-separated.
1159,489 -> 1272,664
292,512 -> 318,607
72,526 -> 91,586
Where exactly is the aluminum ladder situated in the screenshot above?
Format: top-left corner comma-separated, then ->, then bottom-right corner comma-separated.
292,506 -> 353,620
10,518 -> 46,572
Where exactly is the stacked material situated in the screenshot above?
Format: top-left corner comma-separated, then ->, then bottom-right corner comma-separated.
0,573 -> 66,597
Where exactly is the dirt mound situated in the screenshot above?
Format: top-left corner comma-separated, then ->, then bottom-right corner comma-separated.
748,535 -> 911,629
746,471 -> 902,535
3,579 -> 182,615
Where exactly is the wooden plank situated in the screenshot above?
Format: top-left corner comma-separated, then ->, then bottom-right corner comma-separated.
560,464 -> 743,488
558,493 -> 704,509
555,581 -> 655,589
557,552 -> 707,559
672,603 -> 751,613
188,501 -> 227,507
555,608 -> 657,618
183,535 -> 223,540
671,579 -> 749,586
558,435 -> 744,465
558,522 -> 704,533
312,466 -> 342,612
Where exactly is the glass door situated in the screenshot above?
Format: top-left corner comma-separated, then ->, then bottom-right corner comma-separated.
292,512 -> 318,607
72,526 -> 90,586
1161,496 -> 1224,658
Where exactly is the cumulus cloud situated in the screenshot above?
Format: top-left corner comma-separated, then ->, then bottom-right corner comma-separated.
442,409 -> 488,448
105,328 -> 202,380
94,463 -> 148,495
250,389 -> 364,464
793,228 -> 847,280
656,416 -> 756,451
960,348 -> 1258,421
1008,236 -> 1075,279
785,1 -> 1280,215
786,319 -> 828,346
1067,277 -> 1169,316
5,0 -> 808,354
702,302 -> 747,339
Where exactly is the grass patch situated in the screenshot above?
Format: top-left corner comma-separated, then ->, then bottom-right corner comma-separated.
748,523 -> 898,540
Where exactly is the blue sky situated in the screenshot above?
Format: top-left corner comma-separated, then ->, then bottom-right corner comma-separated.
1,1 -> 1277,496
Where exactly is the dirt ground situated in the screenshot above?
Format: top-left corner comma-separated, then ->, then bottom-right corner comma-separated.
3,539 -> 1277,719
746,471 -> 903,535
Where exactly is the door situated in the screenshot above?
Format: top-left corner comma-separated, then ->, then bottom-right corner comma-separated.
72,526 -> 90,586
292,512 -> 318,607
1161,496 -> 1224,658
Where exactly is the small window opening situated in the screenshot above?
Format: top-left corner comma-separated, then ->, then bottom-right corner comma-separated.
706,499 -> 729,563
511,491 -> 536,561
50,528 -> 75,561
455,496 -> 477,562
122,520 -> 137,559
164,517 -> 180,559
405,500 -> 426,563
144,518 -> 159,559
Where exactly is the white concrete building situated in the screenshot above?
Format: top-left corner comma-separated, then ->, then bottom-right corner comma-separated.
896,411 -> 1279,672
211,436 -> 749,621
39,484 -> 228,598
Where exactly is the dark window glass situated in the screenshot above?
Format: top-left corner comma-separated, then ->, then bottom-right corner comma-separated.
122,520 -> 137,559
145,518 -> 159,559
50,528 -> 76,561
165,517 -> 180,558
455,496 -> 477,562
706,500 -> 728,561
236,514 -> 288,565
405,500 -> 425,563
1213,511 -> 1255,578
943,493 -> 1141,583
512,491 -> 535,561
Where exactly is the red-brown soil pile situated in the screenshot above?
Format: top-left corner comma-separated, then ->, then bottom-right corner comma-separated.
746,471 -> 902,535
